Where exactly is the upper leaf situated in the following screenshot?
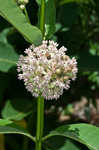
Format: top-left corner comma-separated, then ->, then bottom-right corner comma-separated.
0,0 -> 42,45
43,123 -> 99,150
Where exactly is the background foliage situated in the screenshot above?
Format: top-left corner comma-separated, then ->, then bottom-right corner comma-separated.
0,0 -> 99,150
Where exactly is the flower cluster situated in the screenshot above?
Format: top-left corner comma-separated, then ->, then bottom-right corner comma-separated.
16,0 -> 29,10
17,40 -> 78,100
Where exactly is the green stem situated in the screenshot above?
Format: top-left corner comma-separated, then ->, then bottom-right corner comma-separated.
35,96 -> 44,150
24,7 -> 30,23
39,0 -> 45,37
35,0 -> 45,149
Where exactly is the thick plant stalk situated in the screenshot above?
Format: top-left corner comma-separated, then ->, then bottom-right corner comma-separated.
39,0 -> 45,37
36,0 -> 45,149
35,96 -> 44,150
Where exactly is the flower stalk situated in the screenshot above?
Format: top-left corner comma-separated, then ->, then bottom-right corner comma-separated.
35,1 -> 45,149
36,96 -> 44,150
23,7 -> 30,23
39,0 -> 45,37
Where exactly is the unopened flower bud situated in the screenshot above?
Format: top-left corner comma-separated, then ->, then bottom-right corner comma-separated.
18,0 -> 24,4
18,0 -> 29,4
20,4 -> 25,9
56,68 -> 61,75
24,0 -> 29,4
63,76 -> 69,81
62,55 -> 69,60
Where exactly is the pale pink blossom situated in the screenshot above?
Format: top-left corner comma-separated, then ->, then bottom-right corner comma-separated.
17,40 -> 78,100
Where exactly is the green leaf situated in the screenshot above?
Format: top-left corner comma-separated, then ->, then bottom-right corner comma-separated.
2,99 -> 33,121
43,123 -> 99,150
0,42 -> 18,72
0,119 -> 13,126
59,139 -> 84,150
45,137 -> 85,150
0,28 -> 10,44
0,0 -> 42,45
45,0 -> 56,38
0,123 -> 35,142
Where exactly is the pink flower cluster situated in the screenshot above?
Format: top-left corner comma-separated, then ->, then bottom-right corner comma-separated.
17,40 -> 78,100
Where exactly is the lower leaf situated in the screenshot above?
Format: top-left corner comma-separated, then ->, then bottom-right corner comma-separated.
0,123 -> 35,142
43,123 -> 99,150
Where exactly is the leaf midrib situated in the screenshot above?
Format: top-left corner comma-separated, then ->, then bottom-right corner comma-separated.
0,58 -> 17,64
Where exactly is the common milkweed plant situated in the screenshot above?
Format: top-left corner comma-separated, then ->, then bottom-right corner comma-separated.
0,0 -> 99,150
